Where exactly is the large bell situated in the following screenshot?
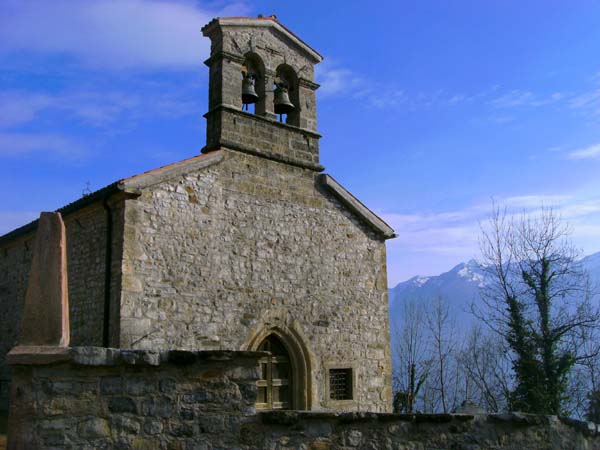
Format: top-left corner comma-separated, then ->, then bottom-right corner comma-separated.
242,75 -> 259,105
274,85 -> 294,115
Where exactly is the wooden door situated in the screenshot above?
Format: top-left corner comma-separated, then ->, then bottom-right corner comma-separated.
256,334 -> 292,410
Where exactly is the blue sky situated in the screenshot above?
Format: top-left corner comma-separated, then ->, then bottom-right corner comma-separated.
1,0 -> 600,286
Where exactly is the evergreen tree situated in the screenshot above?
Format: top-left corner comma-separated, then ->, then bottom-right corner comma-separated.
478,207 -> 598,414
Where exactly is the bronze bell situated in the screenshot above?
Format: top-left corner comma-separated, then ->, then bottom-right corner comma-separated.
274,85 -> 294,115
242,74 -> 259,105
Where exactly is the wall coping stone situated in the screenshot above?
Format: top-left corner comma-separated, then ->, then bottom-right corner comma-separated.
7,346 -> 268,367
258,411 -> 600,437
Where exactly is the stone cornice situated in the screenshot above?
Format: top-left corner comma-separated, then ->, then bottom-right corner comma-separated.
299,79 -> 320,90
203,50 -> 246,67
119,151 -> 225,191
202,17 -> 323,63
203,141 -> 324,173
318,174 -> 397,240
7,346 -> 268,367
204,105 -> 321,138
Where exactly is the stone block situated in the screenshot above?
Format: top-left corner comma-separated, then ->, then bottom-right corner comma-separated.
19,212 -> 70,347
78,417 -> 110,438
108,397 -> 138,414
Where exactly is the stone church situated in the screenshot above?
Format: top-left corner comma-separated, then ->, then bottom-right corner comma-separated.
0,16 -> 396,414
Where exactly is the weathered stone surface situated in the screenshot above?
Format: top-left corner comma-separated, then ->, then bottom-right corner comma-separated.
6,350 -> 600,449
119,149 -> 393,412
20,212 -> 69,347
6,346 -> 70,365
0,200 -> 125,411
0,16 -> 394,416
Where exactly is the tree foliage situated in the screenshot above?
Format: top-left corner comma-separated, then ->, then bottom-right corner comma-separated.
477,207 -> 599,414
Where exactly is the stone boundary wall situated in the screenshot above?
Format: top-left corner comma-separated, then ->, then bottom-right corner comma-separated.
8,348 -> 262,449
7,348 -> 600,450
253,411 -> 600,450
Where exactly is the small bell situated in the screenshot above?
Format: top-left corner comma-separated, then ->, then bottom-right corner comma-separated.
242,74 -> 259,105
274,84 -> 294,115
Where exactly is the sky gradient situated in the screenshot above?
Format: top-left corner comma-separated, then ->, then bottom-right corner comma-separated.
1,0 -> 600,286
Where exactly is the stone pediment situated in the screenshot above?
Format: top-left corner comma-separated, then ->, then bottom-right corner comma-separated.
202,16 -> 323,66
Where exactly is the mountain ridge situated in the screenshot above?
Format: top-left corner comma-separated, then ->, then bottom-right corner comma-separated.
389,251 -> 600,324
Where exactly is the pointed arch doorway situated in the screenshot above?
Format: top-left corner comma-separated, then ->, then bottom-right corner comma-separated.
249,327 -> 312,411
256,334 -> 292,410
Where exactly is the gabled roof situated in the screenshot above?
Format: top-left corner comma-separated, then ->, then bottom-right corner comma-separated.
0,151 -> 224,246
202,16 -> 323,63
0,151 -> 396,245
318,174 -> 397,240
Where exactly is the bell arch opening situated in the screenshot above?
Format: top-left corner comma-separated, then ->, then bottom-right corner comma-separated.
274,64 -> 299,126
242,52 -> 266,115
248,326 -> 311,410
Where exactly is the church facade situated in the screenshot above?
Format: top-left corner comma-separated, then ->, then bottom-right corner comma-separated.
0,16 -> 396,413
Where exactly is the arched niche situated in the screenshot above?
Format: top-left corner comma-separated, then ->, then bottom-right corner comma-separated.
242,52 -> 266,115
274,64 -> 300,126
247,325 -> 312,410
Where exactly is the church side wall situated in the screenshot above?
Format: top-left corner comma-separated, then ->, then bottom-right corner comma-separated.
0,202 -> 119,411
0,234 -> 33,412
120,150 -> 392,412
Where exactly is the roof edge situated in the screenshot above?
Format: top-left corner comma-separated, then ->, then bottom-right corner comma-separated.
318,174 -> 397,240
0,151 -> 226,247
202,17 -> 323,63
0,182 -> 122,246
120,151 -> 224,191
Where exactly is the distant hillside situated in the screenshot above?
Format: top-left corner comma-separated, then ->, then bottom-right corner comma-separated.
389,251 -> 600,326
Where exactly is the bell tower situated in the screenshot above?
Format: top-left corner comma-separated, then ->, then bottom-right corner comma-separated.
201,16 -> 324,171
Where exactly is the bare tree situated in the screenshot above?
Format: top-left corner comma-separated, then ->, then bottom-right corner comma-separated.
459,325 -> 512,412
392,298 -> 430,413
476,206 -> 600,414
426,296 -> 460,413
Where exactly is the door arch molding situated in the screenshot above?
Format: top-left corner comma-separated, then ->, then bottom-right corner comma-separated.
246,324 -> 312,410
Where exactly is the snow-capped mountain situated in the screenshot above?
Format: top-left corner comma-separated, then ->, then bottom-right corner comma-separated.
389,251 -> 600,325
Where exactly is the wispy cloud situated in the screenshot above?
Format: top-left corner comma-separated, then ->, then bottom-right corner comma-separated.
381,189 -> 600,266
503,194 -> 571,208
568,88 -> 600,119
0,132 -> 87,158
0,88 -> 202,129
490,89 -> 564,108
567,143 -> 600,160
316,62 -> 473,110
315,61 -> 405,108
0,0 -> 249,70
316,62 -> 366,97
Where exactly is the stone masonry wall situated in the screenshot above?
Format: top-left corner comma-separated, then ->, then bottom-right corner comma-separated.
205,107 -> 321,169
252,411 -> 600,450
7,348 -> 260,449
0,234 -> 33,412
120,149 -> 392,412
8,348 -> 600,450
0,201 -> 124,411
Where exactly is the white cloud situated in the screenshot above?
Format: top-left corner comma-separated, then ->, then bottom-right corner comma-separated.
0,0 -> 249,70
0,88 -> 202,129
567,143 -> 600,160
0,132 -> 87,158
490,89 -> 564,109
380,186 -> 600,284
315,62 -> 365,97
567,88 -> 600,121
503,194 -> 571,208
